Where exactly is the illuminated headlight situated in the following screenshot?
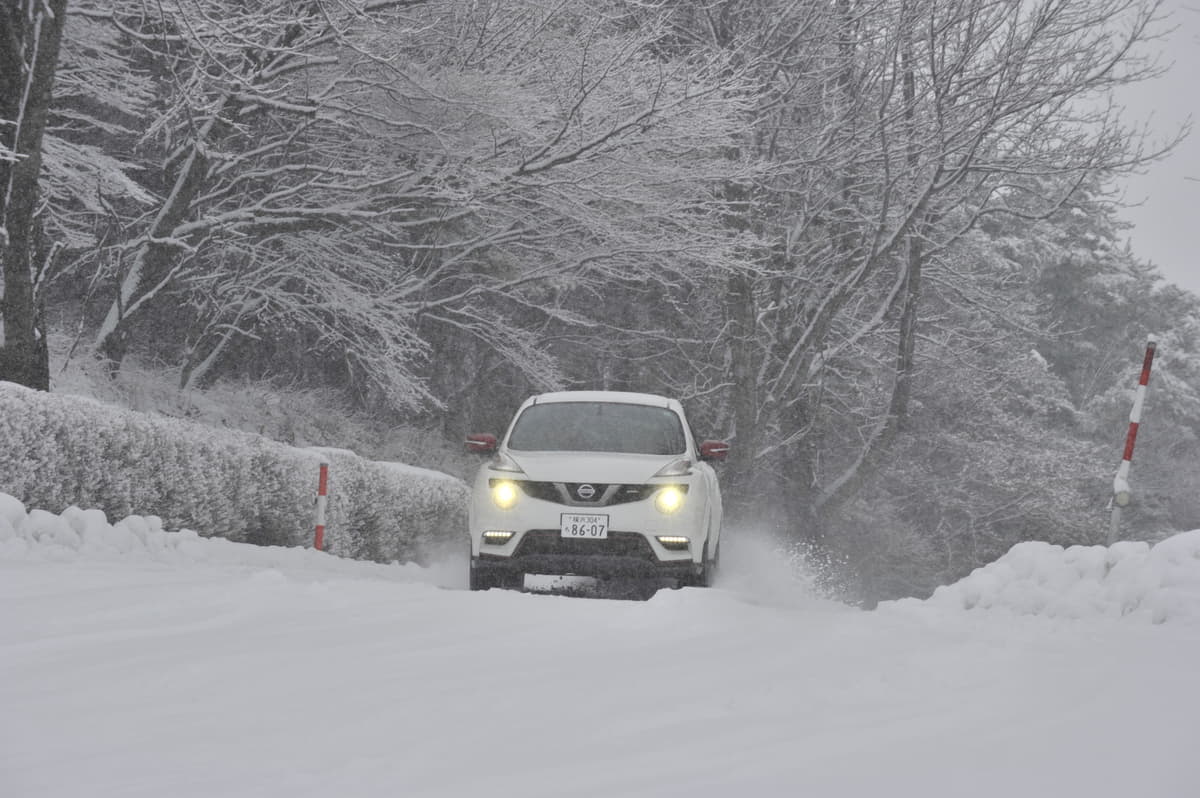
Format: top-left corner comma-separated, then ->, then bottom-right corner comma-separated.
656,536 -> 690,551
490,480 -> 519,509
654,486 -> 686,514
482,530 -> 515,545
653,458 -> 693,477
490,451 -> 526,474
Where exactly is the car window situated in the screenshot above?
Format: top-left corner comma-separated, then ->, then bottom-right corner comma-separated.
507,402 -> 687,455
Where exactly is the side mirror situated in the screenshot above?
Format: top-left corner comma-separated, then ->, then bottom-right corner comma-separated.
466,433 -> 498,454
699,440 -> 730,462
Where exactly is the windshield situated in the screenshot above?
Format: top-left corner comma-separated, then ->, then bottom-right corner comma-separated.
507,402 -> 687,455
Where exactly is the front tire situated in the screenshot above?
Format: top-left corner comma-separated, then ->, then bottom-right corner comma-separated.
684,540 -> 719,588
704,539 -> 721,586
469,558 -> 523,591
699,539 -> 720,587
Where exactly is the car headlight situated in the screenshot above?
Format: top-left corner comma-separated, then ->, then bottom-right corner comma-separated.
490,480 -> 519,510
654,485 -> 686,514
489,451 -> 526,474
653,458 -> 693,477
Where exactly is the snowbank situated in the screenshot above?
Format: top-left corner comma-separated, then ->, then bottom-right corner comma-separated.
0,493 -> 453,585
6,489 -> 1200,625
885,533 -> 1200,624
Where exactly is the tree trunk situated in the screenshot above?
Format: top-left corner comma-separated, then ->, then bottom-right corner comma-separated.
0,0 -> 68,391
724,271 -> 760,522
813,14 -> 927,519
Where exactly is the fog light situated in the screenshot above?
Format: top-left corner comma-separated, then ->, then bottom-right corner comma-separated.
491,480 -> 519,509
656,535 -> 690,551
482,530 -> 515,545
655,486 -> 685,514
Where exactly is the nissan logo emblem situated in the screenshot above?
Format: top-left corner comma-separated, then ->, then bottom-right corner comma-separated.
576,484 -> 596,500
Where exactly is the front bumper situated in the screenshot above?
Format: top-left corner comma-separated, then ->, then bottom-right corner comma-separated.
474,530 -> 702,579
469,473 -> 709,577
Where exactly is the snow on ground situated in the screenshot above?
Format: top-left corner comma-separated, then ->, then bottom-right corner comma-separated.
2,495 -> 1198,798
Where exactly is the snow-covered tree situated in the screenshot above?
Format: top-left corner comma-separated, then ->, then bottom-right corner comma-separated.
655,0 -> 1177,540
0,0 -> 70,390
51,0 -> 759,414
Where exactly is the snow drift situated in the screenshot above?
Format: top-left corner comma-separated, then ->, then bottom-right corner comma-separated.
0,492 -> 457,587
884,534 -> 1200,625
4,492 -> 1199,624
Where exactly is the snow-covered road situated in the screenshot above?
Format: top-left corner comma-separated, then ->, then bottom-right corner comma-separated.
3,497 -> 1197,798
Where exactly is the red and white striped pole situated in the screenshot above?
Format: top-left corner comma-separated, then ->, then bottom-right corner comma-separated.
1110,336 -> 1157,544
314,460 -> 329,551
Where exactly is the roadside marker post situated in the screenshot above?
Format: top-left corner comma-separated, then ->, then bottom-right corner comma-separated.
314,460 -> 329,551
1109,336 -> 1157,545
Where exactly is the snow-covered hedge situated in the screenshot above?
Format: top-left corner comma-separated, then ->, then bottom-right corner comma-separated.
0,382 -> 467,563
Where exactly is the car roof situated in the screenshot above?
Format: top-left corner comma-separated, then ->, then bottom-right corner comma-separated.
524,390 -> 680,412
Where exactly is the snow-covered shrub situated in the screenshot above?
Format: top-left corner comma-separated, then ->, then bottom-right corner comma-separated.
0,381 -> 467,562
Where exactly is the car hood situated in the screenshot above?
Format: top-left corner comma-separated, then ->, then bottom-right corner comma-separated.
503,450 -> 685,484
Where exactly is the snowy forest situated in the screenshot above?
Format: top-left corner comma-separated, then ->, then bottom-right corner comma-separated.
2,0 -> 1199,601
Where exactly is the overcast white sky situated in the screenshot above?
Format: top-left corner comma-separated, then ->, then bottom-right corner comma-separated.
1117,0 -> 1200,294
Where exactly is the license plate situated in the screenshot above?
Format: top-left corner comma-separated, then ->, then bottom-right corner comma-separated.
560,513 -> 609,539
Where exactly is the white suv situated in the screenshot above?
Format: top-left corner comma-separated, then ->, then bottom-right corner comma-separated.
466,391 -> 728,591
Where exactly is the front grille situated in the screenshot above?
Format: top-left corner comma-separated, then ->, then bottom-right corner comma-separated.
609,484 -> 656,505
515,481 -> 656,507
514,530 -> 656,560
517,481 -> 562,502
